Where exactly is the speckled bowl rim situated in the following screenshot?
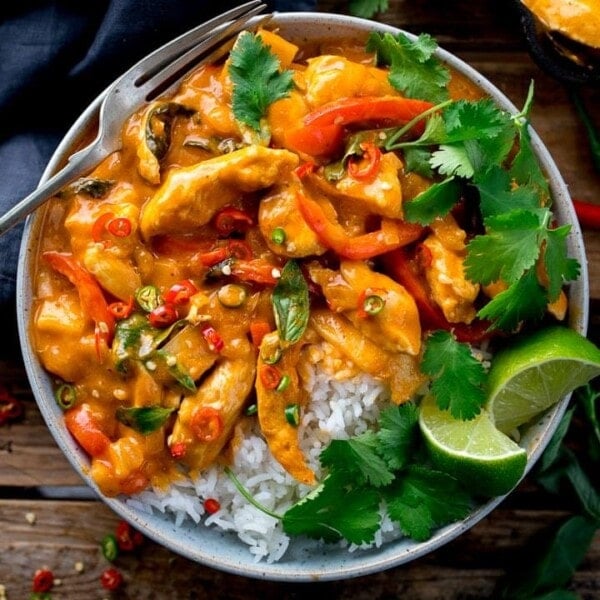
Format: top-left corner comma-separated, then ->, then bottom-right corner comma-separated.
16,12 -> 589,582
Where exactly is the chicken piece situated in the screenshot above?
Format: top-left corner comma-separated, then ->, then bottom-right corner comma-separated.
82,245 -> 142,301
422,215 -> 480,324
338,261 -> 422,356
333,152 -> 404,219
139,145 -> 299,239
259,181 -> 328,257
303,55 -> 396,108
257,332 -> 316,485
169,341 -> 256,473
310,310 -> 425,404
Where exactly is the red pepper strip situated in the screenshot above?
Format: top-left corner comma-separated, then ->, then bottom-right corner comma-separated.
297,192 -> 422,260
197,246 -> 231,267
108,296 -> 135,320
304,96 -> 434,129
43,251 -> 115,346
572,198 -> 600,229
213,206 -> 254,236
249,319 -> 272,347
231,259 -> 280,285
382,248 -> 492,344
64,403 -> 111,458
348,142 -> 382,181
285,123 -> 345,157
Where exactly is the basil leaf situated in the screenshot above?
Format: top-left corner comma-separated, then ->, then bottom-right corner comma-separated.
272,260 -> 309,345
58,177 -> 115,199
145,102 -> 194,160
116,405 -> 175,434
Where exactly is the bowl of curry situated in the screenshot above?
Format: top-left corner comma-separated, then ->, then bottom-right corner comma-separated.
16,11 -> 588,581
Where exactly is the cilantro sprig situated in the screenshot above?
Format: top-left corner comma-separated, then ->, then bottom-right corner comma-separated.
226,403 -> 473,545
421,330 -> 488,420
229,31 -> 294,132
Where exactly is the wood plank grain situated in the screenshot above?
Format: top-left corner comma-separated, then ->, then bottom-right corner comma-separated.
1,499 -> 598,599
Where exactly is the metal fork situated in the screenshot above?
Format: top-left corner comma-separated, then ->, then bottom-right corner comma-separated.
0,0 -> 269,235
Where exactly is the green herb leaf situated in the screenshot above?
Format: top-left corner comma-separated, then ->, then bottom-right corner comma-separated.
272,260 -> 309,345
348,0 -> 389,18
366,32 -> 450,103
320,432 -> 395,487
495,515 -> 598,599
477,268 -> 548,331
58,177 -> 115,199
115,405 -> 175,434
465,209 -> 544,286
404,176 -> 461,224
282,472 -> 382,544
543,225 -> 581,302
229,31 -> 294,131
384,464 -> 472,541
421,330 -> 487,420
375,403 -> 420,471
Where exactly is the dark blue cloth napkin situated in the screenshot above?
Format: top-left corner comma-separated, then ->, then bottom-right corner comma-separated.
0,0 -> 316,314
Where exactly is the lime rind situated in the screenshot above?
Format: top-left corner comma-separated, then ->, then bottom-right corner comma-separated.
419,396 -> 527,497
486,326 -> 600,434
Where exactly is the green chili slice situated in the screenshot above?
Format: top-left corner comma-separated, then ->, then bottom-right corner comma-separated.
284,403 -> 300,427
271,227 -> 286,245
135,285 -> 162,312
55,384 -> 76,410
245,403 -> 258,416
276,374 -> 291,393
101,533 -> 119,562
362,294 -> 386,316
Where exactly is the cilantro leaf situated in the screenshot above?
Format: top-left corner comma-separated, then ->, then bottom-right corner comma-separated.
403,146 -> 434,177
282,472 -> 382,544
474,165 -> 540,219
348,0 -> 389,18
229,32 -> 294,131
421,330 -> 488,420
366,32 -> 450,103
544,225 -> 581,301
320,432 -> 395,487
465,209 -> 544,285
384,465 -> 472,541
477,268 -> 548,331
376,404 -> 420,471
404,176 -> 461,225
430,142 -> 476,178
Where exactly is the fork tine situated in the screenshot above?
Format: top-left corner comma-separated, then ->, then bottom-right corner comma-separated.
116,1 -> 267,96
140,9 -> 271,102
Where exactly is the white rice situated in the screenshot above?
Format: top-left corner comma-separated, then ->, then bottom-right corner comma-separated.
125,342 -> 403,562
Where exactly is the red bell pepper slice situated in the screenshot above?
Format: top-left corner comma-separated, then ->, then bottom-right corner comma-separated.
572,198 -> 600,230
297,192 -> 423,260
286,124 -> 345,157
304,96 -> 434,128
382,247 -> 492,344
43,251 -> 115,346
64,403 -> 111,458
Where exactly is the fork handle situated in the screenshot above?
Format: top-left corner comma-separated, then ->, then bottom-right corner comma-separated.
0,141 -> 105,236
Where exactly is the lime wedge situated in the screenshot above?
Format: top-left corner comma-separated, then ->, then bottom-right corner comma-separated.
486,326 -> 600,434
419,395 -> 527,497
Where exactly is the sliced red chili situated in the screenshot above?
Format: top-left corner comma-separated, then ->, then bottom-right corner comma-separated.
294,161 -> 316,179
164,279 -> 198,305
115,520 -> 133,551
204,498 -> 221,514
0,387 -> 23,425
259,365 -> 282,390
169,440 -> 187,459
347,142 -> 382,180
100,567 -> 123,591
91,212 -> 115,245
32,568 -> 54,593
227,239 -> 253,261
106,216 -> 132,238
213,206 -> 253,236
108,296 -> 134,319
200,324 -> 225,353
190,406 -> 223,443
148,303 -> 178,328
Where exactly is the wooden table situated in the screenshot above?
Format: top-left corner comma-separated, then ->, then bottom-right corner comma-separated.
1,1 -> 599,597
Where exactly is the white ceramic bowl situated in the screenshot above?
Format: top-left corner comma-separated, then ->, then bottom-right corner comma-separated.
16,12 -> 589,581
